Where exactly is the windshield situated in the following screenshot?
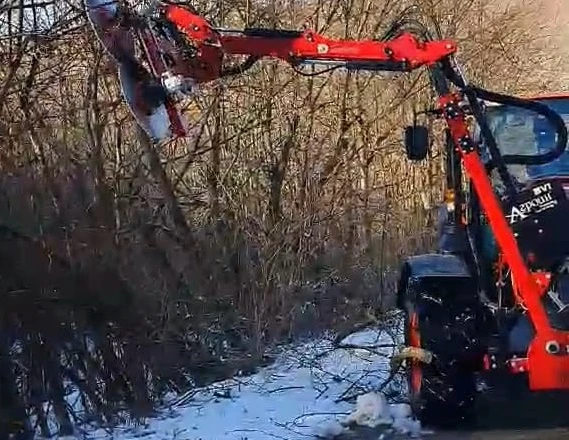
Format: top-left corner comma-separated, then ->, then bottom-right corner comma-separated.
474,97 -> 569,186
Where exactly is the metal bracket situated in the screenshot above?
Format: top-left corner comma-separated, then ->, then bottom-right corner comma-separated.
547,289 -> 569,313
390,346 -> 433,374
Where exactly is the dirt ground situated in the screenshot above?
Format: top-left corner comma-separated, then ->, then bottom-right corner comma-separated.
426,389 -> 569,440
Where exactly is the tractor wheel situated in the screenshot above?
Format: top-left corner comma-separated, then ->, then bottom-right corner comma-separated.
404,278 -> 482,429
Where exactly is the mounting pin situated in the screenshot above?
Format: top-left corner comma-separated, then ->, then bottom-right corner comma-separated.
545,340 -> 561,354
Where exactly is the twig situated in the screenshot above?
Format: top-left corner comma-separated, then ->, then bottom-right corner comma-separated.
289,411 -> 350,426
335,361 -> 404,404
268,385 -> 304,393
230,428 -> 292,440
336,343 -> 396,351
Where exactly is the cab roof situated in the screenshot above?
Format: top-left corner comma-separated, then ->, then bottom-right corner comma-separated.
483,93 -> 569,108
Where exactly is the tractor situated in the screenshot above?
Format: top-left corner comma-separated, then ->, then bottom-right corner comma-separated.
396,94 -> 569,427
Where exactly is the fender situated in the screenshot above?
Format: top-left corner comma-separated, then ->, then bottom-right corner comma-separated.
396,253 -> 472,310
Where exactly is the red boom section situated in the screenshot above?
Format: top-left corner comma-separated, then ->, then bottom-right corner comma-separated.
164,4 -> 457,83
138,29 -> 187,137
219,32 -> 456,66
439,93 -> 569,390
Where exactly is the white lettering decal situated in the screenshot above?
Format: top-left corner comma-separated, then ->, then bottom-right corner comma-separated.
507,184 -> 558,224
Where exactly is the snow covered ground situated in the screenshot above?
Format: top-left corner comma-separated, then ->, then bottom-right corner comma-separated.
56,312 -> 431,440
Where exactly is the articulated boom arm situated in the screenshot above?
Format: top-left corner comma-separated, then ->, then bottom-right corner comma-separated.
146,3 -> 569,390
163,4 -> 457,83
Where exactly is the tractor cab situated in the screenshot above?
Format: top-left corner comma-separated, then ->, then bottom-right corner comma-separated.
473,95 -> 569,272
479,96 -> 569,188
472,95 -> 569,351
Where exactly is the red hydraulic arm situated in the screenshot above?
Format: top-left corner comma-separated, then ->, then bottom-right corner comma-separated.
158,4 -> 569,389
163,4 -> 457,83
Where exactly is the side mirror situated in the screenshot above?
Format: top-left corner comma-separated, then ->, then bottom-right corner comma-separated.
404,125 -> 430,161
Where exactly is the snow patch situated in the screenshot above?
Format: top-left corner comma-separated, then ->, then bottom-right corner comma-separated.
342,392 -> 424,437
50,315 -> 428,440
344,392 -> 392,427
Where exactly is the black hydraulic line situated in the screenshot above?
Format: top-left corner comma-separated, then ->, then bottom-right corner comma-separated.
428,63 -> 450,95
465,85 -> 568,166
440,59 -> 568,187
439,61 -> 517,197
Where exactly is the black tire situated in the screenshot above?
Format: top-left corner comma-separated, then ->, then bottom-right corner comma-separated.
403,276 -> 484,429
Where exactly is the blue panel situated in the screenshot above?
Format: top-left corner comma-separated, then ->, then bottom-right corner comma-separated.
405,253 -> 471,278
